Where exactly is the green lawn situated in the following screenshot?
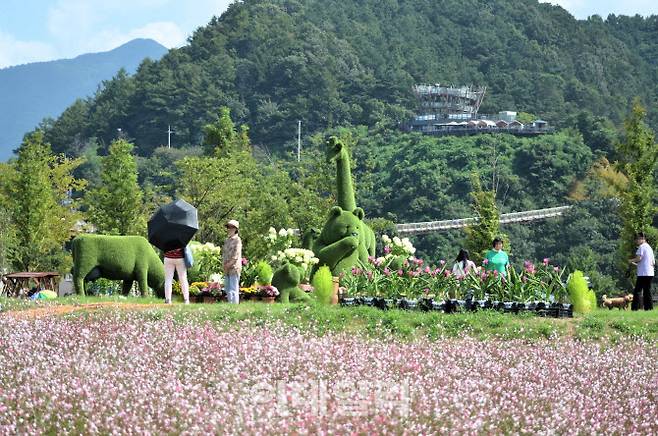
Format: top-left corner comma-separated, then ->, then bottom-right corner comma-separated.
3,295 -> 657,342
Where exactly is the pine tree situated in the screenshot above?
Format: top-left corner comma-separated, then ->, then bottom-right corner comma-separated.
465,174 -> 503,262
615,99 -> 658,264
202,107 -> 251,156
86,139 -> 144,235
3,131 -> 84,271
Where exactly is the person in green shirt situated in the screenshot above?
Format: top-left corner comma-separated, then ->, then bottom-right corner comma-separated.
485,238 -> 509,277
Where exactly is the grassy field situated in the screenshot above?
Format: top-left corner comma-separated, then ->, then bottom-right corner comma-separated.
2,295 -> 657,342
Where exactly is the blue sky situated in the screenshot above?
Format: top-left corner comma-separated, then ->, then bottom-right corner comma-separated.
1,0 -> 657,68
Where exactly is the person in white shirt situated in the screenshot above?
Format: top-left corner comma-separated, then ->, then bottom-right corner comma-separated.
629,232 -> 654,311
452,249 -> 477,279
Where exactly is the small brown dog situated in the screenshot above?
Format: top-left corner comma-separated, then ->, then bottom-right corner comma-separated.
602,294 -> 633,310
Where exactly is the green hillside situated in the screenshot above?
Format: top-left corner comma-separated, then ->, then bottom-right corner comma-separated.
43,0 -> 658,155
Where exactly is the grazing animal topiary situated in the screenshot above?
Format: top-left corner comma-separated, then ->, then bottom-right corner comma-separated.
72,234 -> 165,296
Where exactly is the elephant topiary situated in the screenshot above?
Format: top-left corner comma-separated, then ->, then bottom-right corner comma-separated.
72,235 -> 165,296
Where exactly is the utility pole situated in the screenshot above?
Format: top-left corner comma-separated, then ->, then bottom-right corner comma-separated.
167,125 -> 174,149
297,120 -> 301,162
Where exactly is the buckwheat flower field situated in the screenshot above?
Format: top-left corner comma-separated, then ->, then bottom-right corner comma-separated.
0,310 -> 657,434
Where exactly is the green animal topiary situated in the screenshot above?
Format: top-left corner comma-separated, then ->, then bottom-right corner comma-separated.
307,137 -> 376,276
312,206 -> 363,276
567,270 -> 596,314
311,265 -> 334,305
272,263 -> 311,304
72,235 -> 165,296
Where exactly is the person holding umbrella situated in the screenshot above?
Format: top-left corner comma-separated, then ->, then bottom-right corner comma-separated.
147,199 -> 199,304
164,247 -> 190,305
223,220 -> 242,304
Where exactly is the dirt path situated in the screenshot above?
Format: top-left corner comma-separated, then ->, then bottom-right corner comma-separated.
1,302 -> 172,320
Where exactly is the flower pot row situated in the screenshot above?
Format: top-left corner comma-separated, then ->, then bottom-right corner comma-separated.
339,296 -> 573,318
193,293 -> 276,304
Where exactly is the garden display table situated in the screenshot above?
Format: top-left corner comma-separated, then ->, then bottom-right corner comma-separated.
0,272 -> 60,298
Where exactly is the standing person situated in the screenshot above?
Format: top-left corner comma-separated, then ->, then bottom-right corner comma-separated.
223,219 -> 242,304
484,238 -> 509,277
452,249 -> 477,278
629,232 -> 655,311
164,247 -> 190,304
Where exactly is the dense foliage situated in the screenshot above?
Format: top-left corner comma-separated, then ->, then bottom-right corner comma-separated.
40,0 -> 658,157
2,0 -> 657,297
0,132 -> 85,272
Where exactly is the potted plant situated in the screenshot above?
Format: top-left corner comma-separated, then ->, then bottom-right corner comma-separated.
257,284 -> 279,303
199,282 -> 222,303
240,286 -> 258,301
188,284 -> 201,301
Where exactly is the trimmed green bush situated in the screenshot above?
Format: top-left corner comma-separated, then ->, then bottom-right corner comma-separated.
255,260 -> 273,285
72,235 -> 164,296
568,270 -> 596,314
312,265 -> 334,305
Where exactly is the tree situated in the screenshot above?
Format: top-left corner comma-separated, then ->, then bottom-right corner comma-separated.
464,174 -> 503,262
202,107 -> 250,156
86,139 -> 144,235
614,99 -> 658,263
1,131 -> 85,272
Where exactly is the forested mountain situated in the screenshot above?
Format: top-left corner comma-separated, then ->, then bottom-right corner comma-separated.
0,38 -> 167,160
42,0 -> 658,156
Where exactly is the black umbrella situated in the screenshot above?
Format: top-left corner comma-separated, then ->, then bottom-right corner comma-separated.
148,199 -> 199,251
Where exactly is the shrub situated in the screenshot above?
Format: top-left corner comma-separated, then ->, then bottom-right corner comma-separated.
568,270 -> 596,313
255,261 -> 274,285
312,266 -> 334,305
86,278 -> 121,296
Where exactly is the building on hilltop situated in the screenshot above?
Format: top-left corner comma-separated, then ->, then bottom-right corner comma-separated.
403,84 -> 552,137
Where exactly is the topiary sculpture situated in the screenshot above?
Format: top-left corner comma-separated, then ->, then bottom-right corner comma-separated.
307,136 -> 376,276
72,234 -> 165,296
272,263 -> 311,304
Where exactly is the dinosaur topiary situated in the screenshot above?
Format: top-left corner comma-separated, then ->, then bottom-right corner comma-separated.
72,234 -> 165,296
307,137 -> 376,276
271,263 -> 311,304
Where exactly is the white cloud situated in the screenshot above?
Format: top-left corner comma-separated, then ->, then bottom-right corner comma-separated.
98,21 -> 187,50
0,31 -> 58,68
540,1 -> 586,14
2,0 -> 231,66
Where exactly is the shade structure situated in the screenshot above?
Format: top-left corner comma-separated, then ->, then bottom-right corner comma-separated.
148,199 -> 199,251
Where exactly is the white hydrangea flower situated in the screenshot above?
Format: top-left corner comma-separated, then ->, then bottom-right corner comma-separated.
278,228 -> 288,237
382,234 -> 391,244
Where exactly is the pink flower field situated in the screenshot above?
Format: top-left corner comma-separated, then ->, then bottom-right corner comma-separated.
0,310 -> 657,434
